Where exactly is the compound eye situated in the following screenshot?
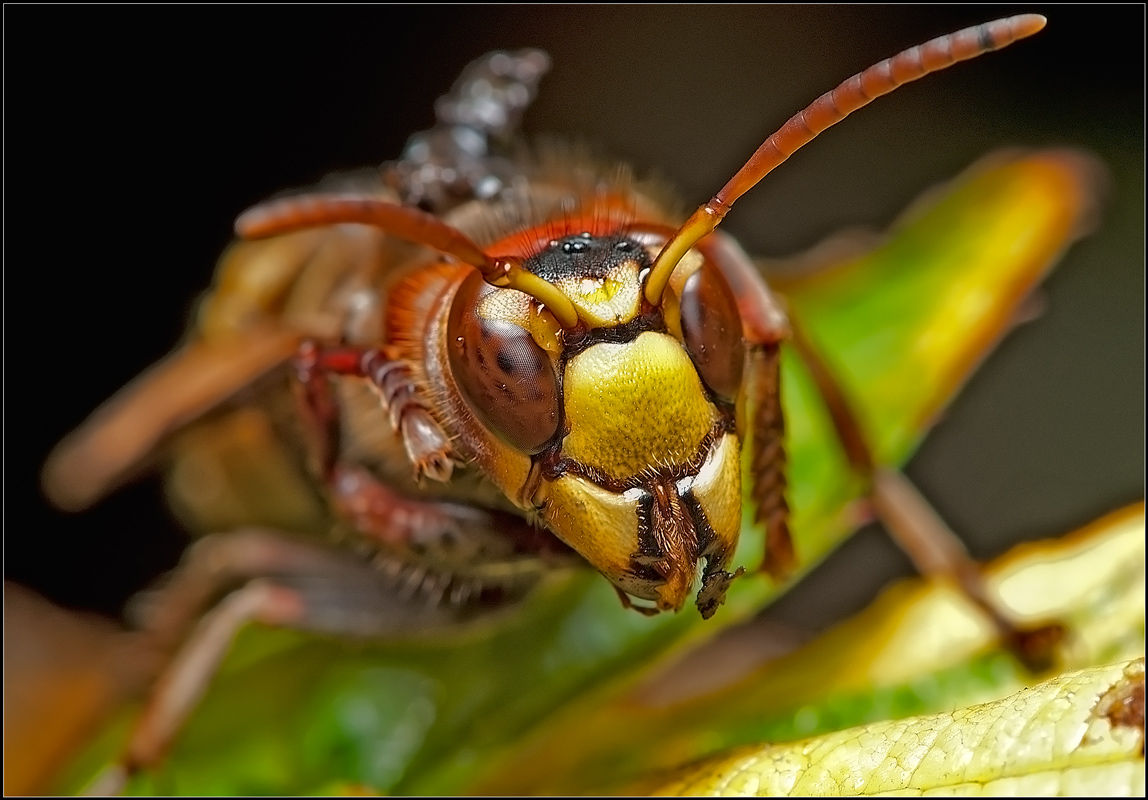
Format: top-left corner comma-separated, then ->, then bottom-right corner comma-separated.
447,271 -> 560,454
679,263 -> 745,402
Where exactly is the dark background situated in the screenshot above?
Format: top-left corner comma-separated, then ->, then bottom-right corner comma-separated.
6,6 -> 1143,634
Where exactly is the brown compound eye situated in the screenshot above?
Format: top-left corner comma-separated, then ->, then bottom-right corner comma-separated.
447,270 -> 560,454
679,263 -> 746,403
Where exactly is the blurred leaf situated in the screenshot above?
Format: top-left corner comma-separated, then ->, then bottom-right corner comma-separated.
760,149 -> 1104,578
472,505 -> 1144,794
57,149 -> 1103,795
772,148 -> 1103,462
3,584 -> 158,796
650,657 -> 1145,796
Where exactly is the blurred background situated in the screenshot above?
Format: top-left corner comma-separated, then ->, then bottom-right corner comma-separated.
7,6 -> 1143,636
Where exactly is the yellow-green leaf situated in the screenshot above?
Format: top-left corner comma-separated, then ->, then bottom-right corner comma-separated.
472,505 -> 1144,795
735,150 -> 1103,587
650,658 -> 1145,796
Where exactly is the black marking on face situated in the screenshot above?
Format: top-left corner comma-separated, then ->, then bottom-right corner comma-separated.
559,311 -> 667,359
631,491 -> 662,567
679,488 -> 718,561
525,233 -> 650,282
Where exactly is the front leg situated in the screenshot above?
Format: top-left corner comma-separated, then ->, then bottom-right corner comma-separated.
700,233 -> 795,580
707,232 -> 1065,670
707,229 -> 1066,671
745,343 -> 795,579
291,337 -> 575,603
294,340 -> 456,482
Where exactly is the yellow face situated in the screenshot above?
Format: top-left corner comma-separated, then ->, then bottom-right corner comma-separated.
445,230 -> 748,617
544,331 -> 741,612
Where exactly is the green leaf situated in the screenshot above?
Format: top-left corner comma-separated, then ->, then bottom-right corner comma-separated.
57,150 -> 1103,795
471,505 -> 1144,794
749,150 -> 1104,583
650,657 -> 1145,796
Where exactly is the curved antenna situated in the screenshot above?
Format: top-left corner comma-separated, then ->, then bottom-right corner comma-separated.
236,195 -> 581,328
644,14 -> 1048,306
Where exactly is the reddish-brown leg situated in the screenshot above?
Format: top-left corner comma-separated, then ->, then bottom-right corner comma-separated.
89,579 -> 308,794
746,343 -> 795,580
788,318 -> 1064,672
127,528 -> 379,653
87,532 -> 467,795
703,231 -> 1062,670
701,233 -> 795,580
295,340 -> 456,482
869,470 -> 1064,671
329,462 -> 575,591
95,492 -> 571,794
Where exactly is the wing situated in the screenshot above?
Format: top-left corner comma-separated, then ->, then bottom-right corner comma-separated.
41,220 -> 419,512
